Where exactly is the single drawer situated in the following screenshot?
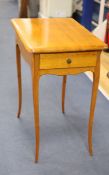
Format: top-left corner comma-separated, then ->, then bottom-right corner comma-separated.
40,52 -> 97,69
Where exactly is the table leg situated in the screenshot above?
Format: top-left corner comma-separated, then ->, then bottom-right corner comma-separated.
62,75 -> 67,113
32,57 -> 40,162
16,44 -> 22,118
88,59 -> 100,156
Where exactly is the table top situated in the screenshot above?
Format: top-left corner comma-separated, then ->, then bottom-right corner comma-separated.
11,18 -> 106,53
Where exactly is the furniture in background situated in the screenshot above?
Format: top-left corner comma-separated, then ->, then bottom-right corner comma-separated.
18,0 -> 81,18
81,0 -> 94,31
104,13 -> 109,48
39,0 -> 73,17
18,0 -> 39,17
18,0 -> 28,17
73,0 -> 109,31
73,0 -> 94,31
11,18 -> 106,162
92,0 -> 109,30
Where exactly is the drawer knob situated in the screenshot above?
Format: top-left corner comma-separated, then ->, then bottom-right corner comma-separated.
66,58 -> 72,64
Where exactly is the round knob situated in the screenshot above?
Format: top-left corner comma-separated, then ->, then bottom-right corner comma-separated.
66,58 -> 72,64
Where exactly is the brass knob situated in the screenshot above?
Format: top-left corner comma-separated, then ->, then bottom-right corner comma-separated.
66,58 -> 72,64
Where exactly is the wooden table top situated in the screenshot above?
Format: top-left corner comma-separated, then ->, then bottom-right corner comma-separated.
11,18 -> 107,53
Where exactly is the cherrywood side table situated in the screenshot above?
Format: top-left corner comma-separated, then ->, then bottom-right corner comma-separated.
11,18 -> 106,162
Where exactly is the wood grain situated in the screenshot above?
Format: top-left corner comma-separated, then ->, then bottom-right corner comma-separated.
16,35 -> 33,68
11,18 -> 106,53
40,52 -> 97,69
40,67 -> 95,76
31,54 -> 40,162
88,52 -> 100,156
16,44 -> 22,118
62,76 -> 67,113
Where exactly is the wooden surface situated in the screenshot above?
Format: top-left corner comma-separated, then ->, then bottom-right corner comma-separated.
12,18 -> 106,162
16,44 -> 22,118
40,52 -> 97,69
88,53 -> 100,156
31,54 -> 40,162
62,76 -> 67,113
11,18 -> 106,53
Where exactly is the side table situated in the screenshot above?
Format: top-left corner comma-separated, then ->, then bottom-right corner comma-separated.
11,18 -> 106,162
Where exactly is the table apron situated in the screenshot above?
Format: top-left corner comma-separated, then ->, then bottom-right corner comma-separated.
40,52 -> 98,70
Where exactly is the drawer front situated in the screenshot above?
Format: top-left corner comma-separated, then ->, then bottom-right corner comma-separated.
40,52 -> 97,70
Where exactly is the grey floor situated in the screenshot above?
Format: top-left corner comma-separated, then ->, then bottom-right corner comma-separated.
0,1 -> 109,175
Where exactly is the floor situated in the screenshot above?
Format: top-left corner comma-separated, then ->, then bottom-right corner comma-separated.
0,1 -> 109,175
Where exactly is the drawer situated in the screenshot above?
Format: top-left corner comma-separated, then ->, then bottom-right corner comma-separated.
40,52 -> 97,69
